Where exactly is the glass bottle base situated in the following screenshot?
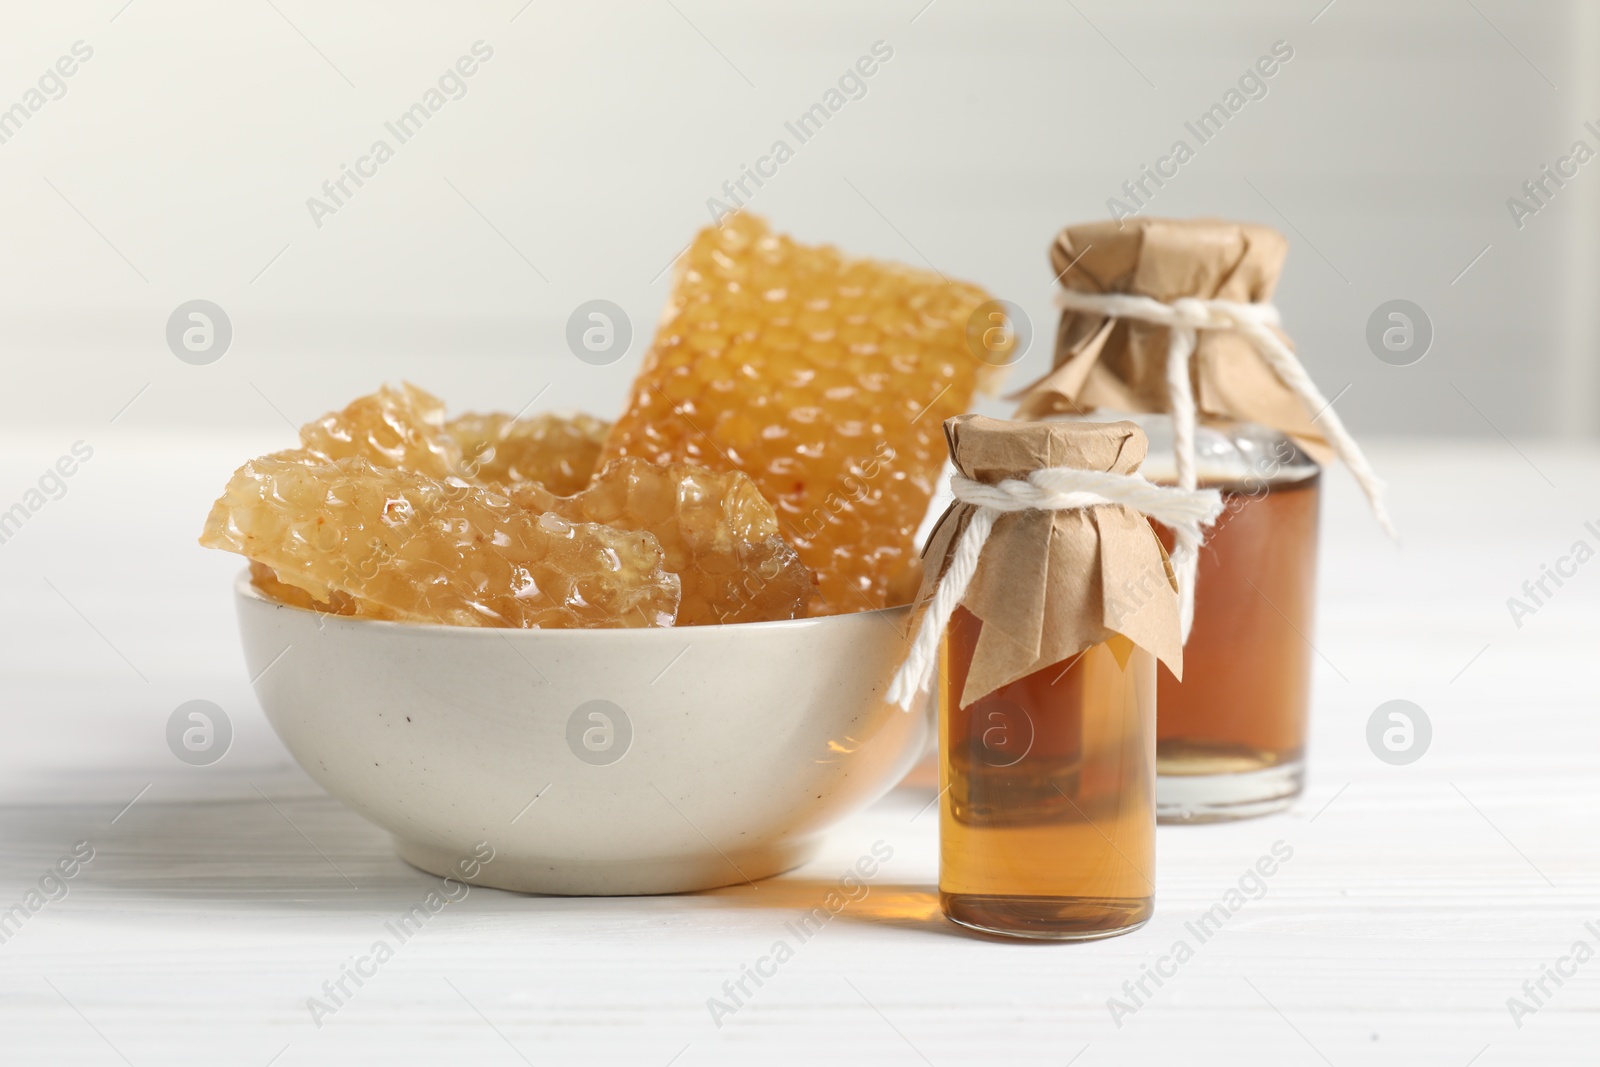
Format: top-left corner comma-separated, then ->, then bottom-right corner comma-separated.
1156,759 -> 1304,824
940,892 -> 1153,941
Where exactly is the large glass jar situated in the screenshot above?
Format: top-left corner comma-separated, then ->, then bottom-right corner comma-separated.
1045,412 -> 1321,821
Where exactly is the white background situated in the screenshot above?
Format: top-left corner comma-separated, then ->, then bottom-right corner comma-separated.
0,0 -> 1596,437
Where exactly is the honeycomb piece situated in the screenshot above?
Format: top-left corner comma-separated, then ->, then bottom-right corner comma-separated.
448,411 -> 609,496
299,383 -> 462,481
248,560 -> 350,615
247,561 -> 402,620
508,457 -> 815,626
600,213 -> 999,613
202,451 -> 679,628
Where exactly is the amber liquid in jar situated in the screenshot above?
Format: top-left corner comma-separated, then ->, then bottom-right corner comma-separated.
939,608 -> 1156,940
1153,471 -> 1321,821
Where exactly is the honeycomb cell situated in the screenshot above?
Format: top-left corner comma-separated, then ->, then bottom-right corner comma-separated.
299,383 -> 462,481
601,213 -> 999,612
508,457 -> 814,625
202,451 -> 679,628
447,411 -> 609,496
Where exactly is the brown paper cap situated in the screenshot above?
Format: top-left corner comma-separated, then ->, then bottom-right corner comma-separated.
1013,217 -> 1334,463
915,414 -> 1182,709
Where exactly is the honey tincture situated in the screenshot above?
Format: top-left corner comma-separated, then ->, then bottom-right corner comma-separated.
1151,421 -> 1320,821
940,610 -> 1156,939
895,415 -> 1210,941
1016,217 -> 1392,823
1052,415 -> 1321,822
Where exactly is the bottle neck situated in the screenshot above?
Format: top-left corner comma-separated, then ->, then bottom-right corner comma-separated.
1037,410 -> 1319,488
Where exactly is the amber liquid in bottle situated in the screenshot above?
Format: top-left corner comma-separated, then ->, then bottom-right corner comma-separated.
1153,472 -> 1321,820
939,608 -> 1156,940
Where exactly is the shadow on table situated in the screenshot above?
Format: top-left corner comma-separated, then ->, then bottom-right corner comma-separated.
693,880 -> 1041,943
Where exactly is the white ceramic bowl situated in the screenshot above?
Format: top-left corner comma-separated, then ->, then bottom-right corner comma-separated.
235,574 -> 929,895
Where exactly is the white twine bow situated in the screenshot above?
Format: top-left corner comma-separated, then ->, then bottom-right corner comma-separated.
886,467 -> 1224,712
1052,289 -> 1396,541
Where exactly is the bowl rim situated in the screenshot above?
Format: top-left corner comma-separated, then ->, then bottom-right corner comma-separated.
233,570 -> 913,638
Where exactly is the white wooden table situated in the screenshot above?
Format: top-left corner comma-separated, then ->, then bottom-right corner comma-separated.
1,429 -> 1596,1065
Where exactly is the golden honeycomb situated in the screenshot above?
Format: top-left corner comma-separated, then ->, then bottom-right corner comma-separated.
448,411 -> 608,496
299,383 -> 462,481
202,451 -> 680,628
600,213 -> 999,612
249,560 -> 356,616
508,457 -> 814,625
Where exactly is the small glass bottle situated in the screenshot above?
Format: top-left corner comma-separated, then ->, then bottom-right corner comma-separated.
911,414 -> 1188,940
1157,419 -> 1320,821
1047,412 -> 1321,821
939,607 -> 1157,939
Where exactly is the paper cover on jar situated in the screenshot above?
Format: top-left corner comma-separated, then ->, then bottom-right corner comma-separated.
1013,216 -> 1336,464
911,415 -> 1183,710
